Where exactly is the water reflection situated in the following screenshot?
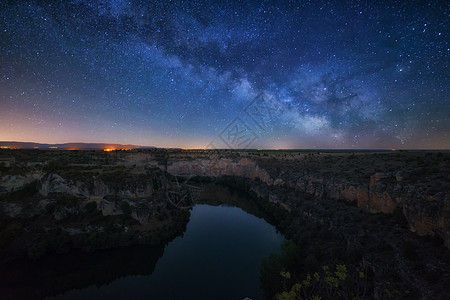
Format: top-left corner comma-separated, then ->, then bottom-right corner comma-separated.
0,185 -> 284,300
49,205 -> 283,300
0,244 -> 164,299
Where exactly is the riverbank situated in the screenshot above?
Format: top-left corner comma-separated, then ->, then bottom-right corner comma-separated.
1,149 -> 449,299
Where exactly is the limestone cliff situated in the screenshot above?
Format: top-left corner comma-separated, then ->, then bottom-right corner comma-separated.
0,172 -> 42,195
164,154 -> 450,250
1,151 -> 448,250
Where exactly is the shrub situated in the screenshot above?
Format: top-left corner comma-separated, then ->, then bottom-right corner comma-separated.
85,201 -> 97,213
55,194 -> 79,207
119,201 -> 132,222
261,253 -> 284,298
46,203 -> 56,214
152,178 -> 159,190
304,254 -> 318,270
275,264 -> 372,300
0,221 -> 23,246
12,180 -> 39,198
28,241 -> 47,260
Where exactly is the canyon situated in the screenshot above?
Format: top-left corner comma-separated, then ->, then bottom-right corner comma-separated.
0,149 -> 449,299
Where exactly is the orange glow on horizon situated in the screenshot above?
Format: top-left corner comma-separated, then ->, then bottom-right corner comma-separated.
104,148 -> 132,152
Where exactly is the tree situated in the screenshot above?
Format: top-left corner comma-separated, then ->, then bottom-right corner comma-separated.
119,201 -> 132,224
85,201 -> 97,214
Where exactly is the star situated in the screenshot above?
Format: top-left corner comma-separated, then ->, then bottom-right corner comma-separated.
0,0 -> 447,149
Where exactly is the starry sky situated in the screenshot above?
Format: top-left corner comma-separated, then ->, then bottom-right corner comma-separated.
0,0 -> 448,149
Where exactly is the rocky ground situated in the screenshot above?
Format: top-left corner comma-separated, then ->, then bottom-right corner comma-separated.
0,154 -> 191,263
0,149 -> 449,299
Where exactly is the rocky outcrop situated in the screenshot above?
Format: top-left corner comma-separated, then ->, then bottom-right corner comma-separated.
90,177 -> 155,199
39,173 -> 89,198
0,199 -> 52,218
1,152 -> 448,250
164,156 -> 450,250
0,172 -> 42,195
2,170 -> 158,201
167,157 -> 272,183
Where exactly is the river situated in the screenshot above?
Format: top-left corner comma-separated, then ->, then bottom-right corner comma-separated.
46,204 -> 284,300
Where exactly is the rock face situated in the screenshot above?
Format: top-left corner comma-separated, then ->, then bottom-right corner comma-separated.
1,168 -> 164,226
0,172 -> 42,195
39,173 -> 89,198
1,151 -> 449,250
167,157 -> 272,183
165,155 -> 450,250
90,177 -> 155,199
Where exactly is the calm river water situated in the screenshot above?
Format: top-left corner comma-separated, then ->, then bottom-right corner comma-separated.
47,204 -> 284,300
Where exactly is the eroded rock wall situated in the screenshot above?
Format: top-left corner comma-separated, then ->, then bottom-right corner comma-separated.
165,156 -> 450,249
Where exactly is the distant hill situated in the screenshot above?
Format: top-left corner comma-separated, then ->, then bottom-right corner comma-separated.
0,141 -> 156,150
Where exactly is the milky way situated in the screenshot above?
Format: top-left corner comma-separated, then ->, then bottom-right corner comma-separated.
0,0 -> 448,148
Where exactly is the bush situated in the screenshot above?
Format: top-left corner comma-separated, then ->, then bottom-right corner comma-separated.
46,203 -> 56,214
152,178 -> 159,190
56,194 -> 78,207
304,254 -> 318,270
261,253 -> 284,298
28,241 -> 47,260
260,240 -> 302,299
393,207 -> 408,227
85,201 -> 97,213
275,264 -> 373,300
44,160 -> 68,172
402,240 -> 418,260
119,201 -> 132,222
280,240 -> 302,271
0,221 -> 23,246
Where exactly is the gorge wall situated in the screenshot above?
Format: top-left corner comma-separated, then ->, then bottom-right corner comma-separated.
1,150 -> 448,250
2,150 -> 449,299
155,152 -> 449,250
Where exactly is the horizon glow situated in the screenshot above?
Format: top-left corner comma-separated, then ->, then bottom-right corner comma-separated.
0,1 -> 448,149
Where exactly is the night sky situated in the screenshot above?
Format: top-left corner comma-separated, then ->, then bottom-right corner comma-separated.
1,0 -> 448,149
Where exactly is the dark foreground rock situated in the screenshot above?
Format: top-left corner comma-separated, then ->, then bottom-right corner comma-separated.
0,149 -> 449,299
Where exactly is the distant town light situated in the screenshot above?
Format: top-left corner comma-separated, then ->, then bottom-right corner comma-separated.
104,148 -> 131,152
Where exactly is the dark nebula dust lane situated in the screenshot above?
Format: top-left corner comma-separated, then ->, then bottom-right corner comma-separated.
0,0 -> 448,148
